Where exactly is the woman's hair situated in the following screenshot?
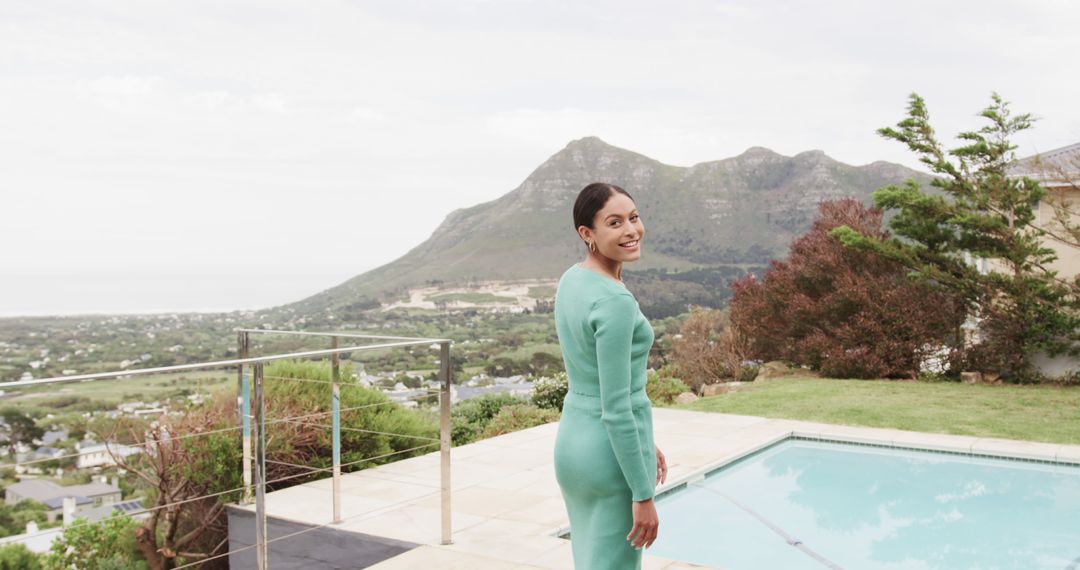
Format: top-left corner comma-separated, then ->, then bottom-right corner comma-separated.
572,182 -> 635,233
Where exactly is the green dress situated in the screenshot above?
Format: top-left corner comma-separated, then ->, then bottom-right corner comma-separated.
553,263 -> 657,569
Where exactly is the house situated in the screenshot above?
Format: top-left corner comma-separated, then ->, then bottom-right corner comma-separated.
1008,142 -> 1080,281
13,447 -> 65,476
75,441 -> 141,469
4,479 -> 122,523
968,142 -> 1080,377
38,430 -> 68,446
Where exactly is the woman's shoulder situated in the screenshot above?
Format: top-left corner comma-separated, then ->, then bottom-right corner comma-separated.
556,264 -> 638,313
562,263 -> 631,293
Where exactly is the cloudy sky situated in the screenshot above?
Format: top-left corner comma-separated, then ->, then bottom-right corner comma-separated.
2,0 -> 1079,316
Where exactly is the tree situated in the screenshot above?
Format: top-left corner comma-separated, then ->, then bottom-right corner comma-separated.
528,352 -> 562,377
41,513 -> 146,570
0,543 -> 41,570
731,198 -> 966,379
0,409 -> 44,455
668,307 -> 729,391
830,93 -> 1080,381
108,396 -> 239,570
0,500 -> 49,539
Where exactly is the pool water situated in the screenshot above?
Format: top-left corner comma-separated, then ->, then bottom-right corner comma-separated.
645,438 -> 1080,570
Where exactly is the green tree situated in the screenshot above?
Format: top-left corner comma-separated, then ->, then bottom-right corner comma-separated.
41,514 -> 147,570
0,500 -> 49,538
0,409 -> 44,455
831,93 -> 1080,381
450,392 -> 529,445
528,352 -> 562,377
0,543 -> 41,570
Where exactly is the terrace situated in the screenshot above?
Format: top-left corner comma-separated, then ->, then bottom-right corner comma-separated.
231,405 -> 1080,569
5,329 -> 1079,569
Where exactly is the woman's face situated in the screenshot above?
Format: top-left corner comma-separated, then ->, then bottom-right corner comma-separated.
585,192 -> 644,261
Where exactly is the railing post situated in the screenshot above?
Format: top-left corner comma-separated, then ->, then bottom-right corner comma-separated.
241,369 -> 253,505
238,331 -> 253,504
331,336 -> 342,524
439,341 -> 453,545
253,362 -> 268,569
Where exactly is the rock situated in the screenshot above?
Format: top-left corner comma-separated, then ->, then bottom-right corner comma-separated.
701,383 -> 726,397
675,392 -> 699,405
755,361 -> 814,382
982,372 -> 1002,385
960,371 -> 982,385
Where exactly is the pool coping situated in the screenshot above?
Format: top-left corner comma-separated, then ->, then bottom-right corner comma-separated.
243,408 -> 1080,569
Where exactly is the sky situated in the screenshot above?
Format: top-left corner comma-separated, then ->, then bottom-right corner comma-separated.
2,0 -> 1079,316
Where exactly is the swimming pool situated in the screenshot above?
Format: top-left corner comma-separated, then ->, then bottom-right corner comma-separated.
563,436 -> 1080,569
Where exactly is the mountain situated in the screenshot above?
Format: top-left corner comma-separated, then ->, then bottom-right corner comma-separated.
279,136 -> 929,317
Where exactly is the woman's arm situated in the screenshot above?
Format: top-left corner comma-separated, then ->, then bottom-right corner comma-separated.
589,292 -> 653,502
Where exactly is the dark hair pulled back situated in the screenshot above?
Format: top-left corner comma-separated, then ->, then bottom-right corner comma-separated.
572,182 -> 634,235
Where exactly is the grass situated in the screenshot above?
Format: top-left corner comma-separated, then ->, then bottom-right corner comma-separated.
7,370 -> 234,405
673,377 -> 1080,445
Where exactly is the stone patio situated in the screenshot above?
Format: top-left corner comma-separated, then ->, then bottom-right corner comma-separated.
232,407 -> 1080,569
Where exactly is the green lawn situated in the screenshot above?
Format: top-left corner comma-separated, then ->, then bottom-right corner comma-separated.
8,370 -> 234,406
673,377 -> 1080,445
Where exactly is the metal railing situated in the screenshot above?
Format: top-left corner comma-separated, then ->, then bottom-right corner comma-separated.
1,329 -> 455,569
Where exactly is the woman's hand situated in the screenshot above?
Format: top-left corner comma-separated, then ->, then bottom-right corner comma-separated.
628,498 -> 659,550
656,445 -> 667,485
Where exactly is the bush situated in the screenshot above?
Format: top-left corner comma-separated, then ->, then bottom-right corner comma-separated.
730,198 -> 967,379
41,514 -> 146,570
478,404 -> 560,438
0,500 -> 48,539
647,368 -> 690,405
0,543 -> 41,570
263,360 -> 439,485
668,308 -> 728,393
916,371 -> 956,383
450,392 -> 529,445
531,372 -> 568,411
737,363 -> 761,383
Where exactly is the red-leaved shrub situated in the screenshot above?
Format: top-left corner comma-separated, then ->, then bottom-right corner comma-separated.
729,198 -> 966,379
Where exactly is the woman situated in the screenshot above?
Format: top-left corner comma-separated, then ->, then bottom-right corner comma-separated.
553,182 -> 668,569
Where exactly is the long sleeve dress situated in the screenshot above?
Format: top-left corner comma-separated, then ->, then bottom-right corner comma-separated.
553,262 -> 657,570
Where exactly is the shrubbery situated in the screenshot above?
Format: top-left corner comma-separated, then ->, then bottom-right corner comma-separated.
262,360 -> 439,485
737,362 -> 761,383
0,543 -> 40,570
450,392 -> 529,445
646,368 -> 690,405
41,514 -> 146,570
0,500 -> 48,539
730,198 -> 966,379
531,372 -> 568,411
478,404 -> 560,438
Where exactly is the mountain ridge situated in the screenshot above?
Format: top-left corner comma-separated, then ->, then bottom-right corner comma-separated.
278,137 -> 931,316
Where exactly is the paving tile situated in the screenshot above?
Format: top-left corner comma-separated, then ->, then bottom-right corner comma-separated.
364,545 -> 523,569
338,503 -> 489,544
1057,443 -> 1080,463
526,540 -> 574,570
493,495 -> 568,528
481,466 -> 558,493
970,436 -> 1062,460
888,431 -> 980,454
409,485 -> 550,518
467,444 -> 555,471
444,519 -> 566,565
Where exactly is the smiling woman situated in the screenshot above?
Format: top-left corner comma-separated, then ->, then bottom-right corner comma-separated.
553,182 -> 667,569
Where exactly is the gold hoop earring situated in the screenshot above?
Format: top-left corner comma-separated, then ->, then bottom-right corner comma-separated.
588,241 -> 596,253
